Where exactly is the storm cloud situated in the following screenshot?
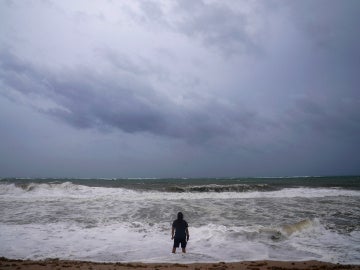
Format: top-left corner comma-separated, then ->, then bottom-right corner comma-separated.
0,0 -> 359,177
0,49 -> 262,143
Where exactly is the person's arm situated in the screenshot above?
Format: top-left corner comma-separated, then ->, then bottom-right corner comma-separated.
171,226 -> 175,239
186,227 -> 189,241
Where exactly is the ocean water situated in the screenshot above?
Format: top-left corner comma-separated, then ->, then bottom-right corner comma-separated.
0,176 -> 359,264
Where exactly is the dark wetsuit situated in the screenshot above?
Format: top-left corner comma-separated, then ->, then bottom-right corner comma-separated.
172,219 -> 188,248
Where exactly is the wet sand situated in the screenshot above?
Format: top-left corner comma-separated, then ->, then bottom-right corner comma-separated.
0,258 -> 359,270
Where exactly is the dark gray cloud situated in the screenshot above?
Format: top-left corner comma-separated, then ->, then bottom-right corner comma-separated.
0,50 -> 166,132
0,0 -> 359,177
288,0 -> 360,51
285,96 -> 360,142
173,0 -> 261,56
0,50 -> 264,144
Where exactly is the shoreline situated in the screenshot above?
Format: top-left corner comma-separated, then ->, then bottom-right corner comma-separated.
0,258 -> 359,270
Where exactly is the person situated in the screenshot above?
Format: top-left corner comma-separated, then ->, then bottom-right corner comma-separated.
171,212 -> 189,253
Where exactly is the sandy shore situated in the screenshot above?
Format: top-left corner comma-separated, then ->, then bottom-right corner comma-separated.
0,258 -> 359,270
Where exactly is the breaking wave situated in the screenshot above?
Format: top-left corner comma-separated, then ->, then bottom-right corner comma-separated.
265,219 -> 319,241
1,182 -> 359,201
281,219 -> 316,236
164,184 -> 276,193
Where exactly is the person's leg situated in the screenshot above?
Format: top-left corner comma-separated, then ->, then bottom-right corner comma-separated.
173,238 -> 180,253
181,239 -> 187,253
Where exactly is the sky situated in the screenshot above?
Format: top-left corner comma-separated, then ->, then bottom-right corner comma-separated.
0,0 -> 359,178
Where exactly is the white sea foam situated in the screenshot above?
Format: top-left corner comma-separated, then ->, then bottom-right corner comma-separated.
0,181 -> 359,263
0,219 -> 358,263
1,183 -> 359,201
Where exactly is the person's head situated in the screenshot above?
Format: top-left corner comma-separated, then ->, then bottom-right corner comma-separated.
177,212 -> 183,220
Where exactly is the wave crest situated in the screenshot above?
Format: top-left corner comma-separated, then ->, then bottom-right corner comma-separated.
268,219 -> 319,240
165,184 -> 276,193
0,182 -> 90,197
281,219 -> 316,236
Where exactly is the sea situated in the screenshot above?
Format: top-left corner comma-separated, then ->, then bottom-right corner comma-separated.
0,176 -> 359,264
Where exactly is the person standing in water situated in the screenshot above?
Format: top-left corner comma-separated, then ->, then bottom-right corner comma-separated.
171,212 -> 189,253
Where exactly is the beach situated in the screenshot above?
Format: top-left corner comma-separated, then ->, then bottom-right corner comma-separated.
1,258 -> 359,270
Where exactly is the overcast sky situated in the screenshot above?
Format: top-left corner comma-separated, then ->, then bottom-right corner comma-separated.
0,0 -> 359,178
